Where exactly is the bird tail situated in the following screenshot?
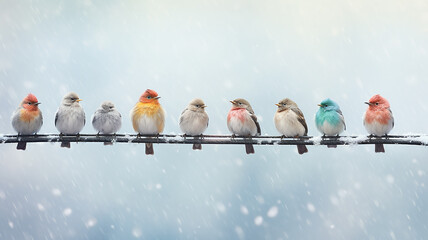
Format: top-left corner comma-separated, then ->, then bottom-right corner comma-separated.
245,144 -> 255,154
297,145 -> 308,155
61,142 -> 71,148
327,145 -> 337,148
104,142 -> 113,146
192,136 -> 202,150
375,143 -> 385,153
145,143 -> 154,155
16,142 -> 26,150
193,143 -> 202,150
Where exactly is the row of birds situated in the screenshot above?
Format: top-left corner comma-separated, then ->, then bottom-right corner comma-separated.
11,89 -> 394,154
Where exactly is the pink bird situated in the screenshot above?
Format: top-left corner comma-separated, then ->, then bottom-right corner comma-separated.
227,98 -> 261,154
363,94 -> 394,153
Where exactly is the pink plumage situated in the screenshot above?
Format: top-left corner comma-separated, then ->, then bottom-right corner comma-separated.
363,94 -> 394,153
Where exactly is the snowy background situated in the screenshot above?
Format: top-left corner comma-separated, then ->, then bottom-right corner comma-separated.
1,0 -> 428,239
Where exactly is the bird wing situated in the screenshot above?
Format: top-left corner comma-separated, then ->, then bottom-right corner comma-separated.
92,113 -> 97,124
54,111 -> 59,126
389,108 -> 394,128
179,108 -> 188,125
291,108 -> 308,135
250,113 -> 261,135
336,109 -> 346,130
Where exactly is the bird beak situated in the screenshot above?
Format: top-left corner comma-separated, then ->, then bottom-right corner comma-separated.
202,105 -> 207,108
317,104 -> 322,107
154,96 -> 161,99
35,102 -> 41,105
275,103 -> 280,107
365,102 -> 372,105
76,99 -> 82,102
230,100 -> 236,104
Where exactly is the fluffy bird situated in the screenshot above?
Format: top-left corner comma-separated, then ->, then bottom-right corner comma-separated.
363,94 -> 394,153
274,98 -> 308,154
55,92 -> 86,148
179,98 -> 209,150
131,89 -> 165,155
227,98 -> 261,154
315,98 -> 346,148
11,93 -> 43,150
92,101 -> 122,145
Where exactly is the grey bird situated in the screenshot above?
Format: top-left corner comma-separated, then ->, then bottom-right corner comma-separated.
227,98 -> 261,154
55,92 -> 85,148
179,98 -> 209,150
274,98 -> 308,154
92,101 -> 122,145
11,93 -> 43,150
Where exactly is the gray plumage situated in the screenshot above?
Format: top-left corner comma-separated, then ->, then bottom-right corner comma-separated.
92,101 -> 122,134
92,101 -> 122,145
55,92 -> 85,148
179,98 -> 209,150
11,108 -> 43,135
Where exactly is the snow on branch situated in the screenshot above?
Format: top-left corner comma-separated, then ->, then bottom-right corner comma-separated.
1,134 -> 428,146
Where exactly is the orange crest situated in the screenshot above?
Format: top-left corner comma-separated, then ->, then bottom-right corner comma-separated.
139,89 -> 160,103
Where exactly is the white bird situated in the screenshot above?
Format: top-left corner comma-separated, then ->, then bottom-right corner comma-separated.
55,92 -> 85,148
179,98 -> 209,150
92,101 -> 122,145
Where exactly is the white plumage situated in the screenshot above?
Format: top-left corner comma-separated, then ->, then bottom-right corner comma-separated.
274,110 -> 305,137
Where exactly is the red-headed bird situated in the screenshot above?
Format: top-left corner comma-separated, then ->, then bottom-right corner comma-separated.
131,89 -> 165,155
227,98 -> 261,154
11,94 -> 43,150
363,94 -> 394,153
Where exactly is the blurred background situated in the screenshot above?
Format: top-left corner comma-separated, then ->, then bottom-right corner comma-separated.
1,0 -> 428,239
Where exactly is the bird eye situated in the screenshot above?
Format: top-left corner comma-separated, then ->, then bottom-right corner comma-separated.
238,102 -> 242,105
196,104 -> 200,107
27,102 -> 32,105
375,102 -> 379,105
147,96 -> 152,99
282,103 -> 286,106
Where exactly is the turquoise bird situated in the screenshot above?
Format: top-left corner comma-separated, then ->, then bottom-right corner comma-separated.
315,98 -> 346,148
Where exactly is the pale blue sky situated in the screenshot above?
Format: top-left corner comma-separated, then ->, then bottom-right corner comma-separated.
1,0 -> 428,239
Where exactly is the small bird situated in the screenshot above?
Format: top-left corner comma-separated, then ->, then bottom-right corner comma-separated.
131,89 -> 165,155
227,98 -> 261,154
363,94 -> 394,153
92,101 -> 122,145
315,98 -> 346,148
11,93 -> 43,150
55,92 -> 86,148
274,98 -> 308,154
179,98 -> 209,150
